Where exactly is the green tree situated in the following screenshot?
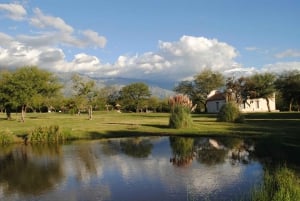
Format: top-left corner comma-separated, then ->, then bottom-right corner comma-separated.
275,70 -> 300,111
194,69 -> 225,112
71,74 -> 96,120
120,82 -> 151,112
174,69 -> 225,112
244,73 -> 276,112
0,67 -> 62,121
174,80 -> 195,98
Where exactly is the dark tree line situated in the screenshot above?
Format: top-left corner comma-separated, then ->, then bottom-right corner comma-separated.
174,69 -> 300,112
1,66 -> 300,122
0,66 -> 171,121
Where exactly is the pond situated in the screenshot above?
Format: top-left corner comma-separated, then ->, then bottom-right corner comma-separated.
0,136 -> 298,201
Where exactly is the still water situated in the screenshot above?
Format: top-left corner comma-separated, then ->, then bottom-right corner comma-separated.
0,136 -> 266,201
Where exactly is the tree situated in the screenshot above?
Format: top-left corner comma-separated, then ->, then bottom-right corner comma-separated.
173,69 -> 225,112
275,70 -> 300,111
194,69 -> 225,112
244,73 -> 276,112
174,80 -> 195,99
120,82 -> 151,112
225,76 -> 247,103
0,67 -> 62,121
71,74 -> 96,120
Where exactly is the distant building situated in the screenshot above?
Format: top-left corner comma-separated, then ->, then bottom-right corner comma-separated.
206,90 -> 277,113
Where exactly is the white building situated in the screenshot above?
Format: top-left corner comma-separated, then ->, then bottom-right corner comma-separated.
206,90 -> 277,113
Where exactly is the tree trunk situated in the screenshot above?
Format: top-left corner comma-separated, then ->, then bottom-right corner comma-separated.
289,98 -> 294,112
21,105 -> 26,122
5,108 -> 11,120
88,105 -> 93,120
266,98 -> 271,112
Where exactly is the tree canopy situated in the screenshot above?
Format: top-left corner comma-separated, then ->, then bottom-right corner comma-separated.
174,69 -> 225,112
120,82 -> 151,112
0,66 -> 62,121
275,70 -> 300,111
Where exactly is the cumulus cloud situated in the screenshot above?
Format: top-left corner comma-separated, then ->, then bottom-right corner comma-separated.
0,3 -> 27,20
106,36 -> 239,85
275,49 -> 300,58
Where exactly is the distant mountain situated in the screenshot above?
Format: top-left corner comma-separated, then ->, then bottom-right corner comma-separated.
56,72 -> 174,99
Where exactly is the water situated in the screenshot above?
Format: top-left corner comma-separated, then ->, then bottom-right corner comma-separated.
0,136 -> 269,201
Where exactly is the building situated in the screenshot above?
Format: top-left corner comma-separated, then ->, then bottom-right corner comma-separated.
206,90 -> 277,113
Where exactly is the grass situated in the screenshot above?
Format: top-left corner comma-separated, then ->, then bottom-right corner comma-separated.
250,166 -> 300,201
0,111 -> 300,143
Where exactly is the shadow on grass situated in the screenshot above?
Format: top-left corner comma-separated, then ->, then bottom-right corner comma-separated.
87,130 -> 169,139
141,124 -> 169,129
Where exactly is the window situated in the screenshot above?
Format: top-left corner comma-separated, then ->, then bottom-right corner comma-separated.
256,100 -> 259,109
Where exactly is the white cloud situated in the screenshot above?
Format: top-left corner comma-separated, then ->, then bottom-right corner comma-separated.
82,30 -> 107,48
10,8 -> 107,49
245,47 -> 259,51
261,62 -> 300,73
107,36 -> 238,84
0,3 -> 27,20
275,49 -> 300,59
30,8 -> 73,33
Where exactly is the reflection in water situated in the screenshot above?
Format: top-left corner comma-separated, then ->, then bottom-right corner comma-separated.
0,144 -> 63,196
169,137 -> 256,167
1,136 -> 295,201
120,138 -> 153,158
169,137 -> 195,167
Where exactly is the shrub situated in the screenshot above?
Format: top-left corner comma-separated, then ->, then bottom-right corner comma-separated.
169,94 -> 193,129
0,129 -> 14,145
29,125 -> 64,143
217,102 -> 244,123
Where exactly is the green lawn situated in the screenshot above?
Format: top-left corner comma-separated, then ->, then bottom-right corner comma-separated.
1,111 -> 300,144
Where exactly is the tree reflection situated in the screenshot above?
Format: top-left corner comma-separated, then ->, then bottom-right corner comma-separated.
197,148 -> 227,165
195,138 -> 255,166
0,145 -> 63,195
120,138 -> 153,158
169,137 -> 195,167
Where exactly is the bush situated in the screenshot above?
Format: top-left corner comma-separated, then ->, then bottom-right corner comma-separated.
0,129 -> 14,145
169,94 -> 193,129
217,102 -> 244,123
29,125 -> 64,143
251,166 -> 300,201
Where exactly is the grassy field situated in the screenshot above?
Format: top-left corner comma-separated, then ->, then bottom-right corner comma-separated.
1,111 -> 300,143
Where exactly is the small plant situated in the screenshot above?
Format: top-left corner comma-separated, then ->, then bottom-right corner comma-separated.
217,102 -> 244,123
168,94 -> 193,129
0,129 -> 14,145
29,125 -> 64,143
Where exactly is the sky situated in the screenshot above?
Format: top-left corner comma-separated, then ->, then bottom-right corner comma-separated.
0,0 -> 300,89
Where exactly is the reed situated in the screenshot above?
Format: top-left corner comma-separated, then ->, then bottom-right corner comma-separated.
250,166 -> 300,201
29,125 -> 64,143
168,94 -> 193,129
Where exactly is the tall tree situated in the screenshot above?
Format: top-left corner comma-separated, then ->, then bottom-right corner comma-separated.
194,69 -> 225,112
244,73 -> 276,112
120,82 -> 151,112
71,74 -> 96,120
225,76 -> 247,103
275,70 -> 300,111
0,66 -> 62,121
174,80 -> 195,98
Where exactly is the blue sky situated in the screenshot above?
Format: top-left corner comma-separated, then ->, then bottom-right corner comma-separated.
0,0 -> 300,88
